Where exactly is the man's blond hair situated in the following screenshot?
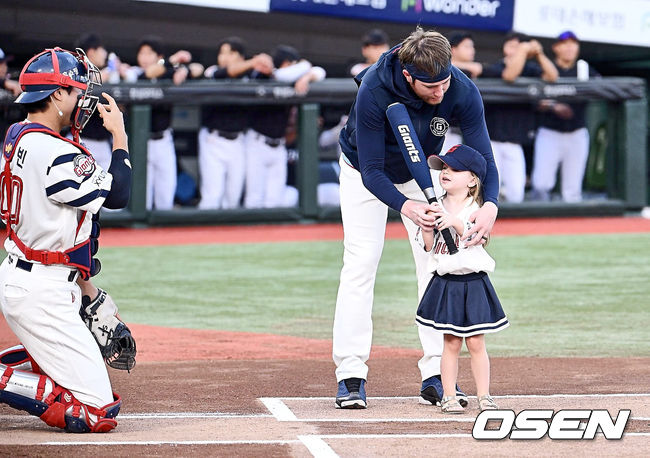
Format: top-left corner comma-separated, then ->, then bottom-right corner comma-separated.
398,27 -> 451,77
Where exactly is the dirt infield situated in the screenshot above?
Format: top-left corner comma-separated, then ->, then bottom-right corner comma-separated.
1,217 -> 649,456
1,356 -> 648,456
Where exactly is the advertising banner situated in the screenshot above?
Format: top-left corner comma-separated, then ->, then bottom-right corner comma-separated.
135,0 -> 270,12
270,0 -> 515,32
513,0 -> 650,47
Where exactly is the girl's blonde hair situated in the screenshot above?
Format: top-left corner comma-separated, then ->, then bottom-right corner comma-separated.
469,172 -> 483,205
468,173 -> 489,245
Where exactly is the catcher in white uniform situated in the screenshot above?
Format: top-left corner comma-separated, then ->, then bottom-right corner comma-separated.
0,47 -> 135,433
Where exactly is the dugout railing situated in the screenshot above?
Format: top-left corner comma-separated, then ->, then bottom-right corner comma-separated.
1,77 -> 646,226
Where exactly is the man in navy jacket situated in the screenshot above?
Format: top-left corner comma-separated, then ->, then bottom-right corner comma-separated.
333,27 -> 499,409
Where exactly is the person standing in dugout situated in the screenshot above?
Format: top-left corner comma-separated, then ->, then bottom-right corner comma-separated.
244,45 -> 326,208
481,33 -> 558,203
531,31 -> 600,203
198,36 -> 273,209
0,47 -> 136,432
123,35 -> 192,210
333,27 -> 499,409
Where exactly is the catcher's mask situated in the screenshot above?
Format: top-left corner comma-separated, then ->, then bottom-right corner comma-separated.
15,47 -> 102,140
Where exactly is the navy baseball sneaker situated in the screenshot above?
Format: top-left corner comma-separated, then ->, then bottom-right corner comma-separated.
335,378 -> 367,409
419,375 -> 469,407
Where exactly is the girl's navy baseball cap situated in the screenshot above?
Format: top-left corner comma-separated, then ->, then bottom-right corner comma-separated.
427,144 -> 487,183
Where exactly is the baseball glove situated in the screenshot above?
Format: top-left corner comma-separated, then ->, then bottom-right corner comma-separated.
80,289 -> 136,372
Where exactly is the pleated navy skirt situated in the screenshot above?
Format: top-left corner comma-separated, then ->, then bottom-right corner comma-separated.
416,271 -> 509,337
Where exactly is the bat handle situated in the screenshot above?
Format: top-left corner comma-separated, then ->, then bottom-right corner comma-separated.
422,187 -> 459,255
440,227 -> 459,255
422,187 -> 437,203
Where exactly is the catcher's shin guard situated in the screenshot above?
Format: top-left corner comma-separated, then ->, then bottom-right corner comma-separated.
0,344 -> 42,373
0,363 -> 121,433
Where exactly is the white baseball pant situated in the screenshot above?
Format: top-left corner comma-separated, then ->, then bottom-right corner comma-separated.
0,255 -> 113,408
333,157 -> 444,383
490,140 -> 526,203
197,127 -> 246,209
532,127 -> 590,202
244,130 -> 288,208
318,182 -> 341,207
146,129 -> 177,210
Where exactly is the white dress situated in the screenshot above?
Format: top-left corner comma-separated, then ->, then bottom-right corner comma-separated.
415,196 -> 509,337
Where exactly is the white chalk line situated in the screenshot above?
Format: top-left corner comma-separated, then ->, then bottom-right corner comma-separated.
261,394 -> 650,423
0,413 -> 272,422
3,392 -> 647,426
40,432 -> 650,446
276,393 -> 650,401
298,435 -> 339,458
4,393 -> 648,450
0,413 -> 480,424
315,432 -> 650,439
42,439 -> 300,446
259,397 -> 298,421
294,417 -> 477,423
119,412 -> 272,419
3,391 -> 647,426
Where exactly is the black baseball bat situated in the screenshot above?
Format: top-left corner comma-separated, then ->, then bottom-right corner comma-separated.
386,102 -> 458,255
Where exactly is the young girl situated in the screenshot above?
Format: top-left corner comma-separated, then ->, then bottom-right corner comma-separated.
416,144 -> 509,414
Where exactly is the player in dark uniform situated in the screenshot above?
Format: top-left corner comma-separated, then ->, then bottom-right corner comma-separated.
122,36 -> 191,210
198,37 -> 273,209
481,32 -> 558,203
333,27 -> 499,409
531,31 -> 600,202
245,45 -> 325,208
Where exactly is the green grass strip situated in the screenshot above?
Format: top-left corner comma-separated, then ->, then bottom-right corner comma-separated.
81,232 -> 650,358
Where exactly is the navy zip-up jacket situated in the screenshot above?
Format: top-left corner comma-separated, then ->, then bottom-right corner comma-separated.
339,45 -> 499,212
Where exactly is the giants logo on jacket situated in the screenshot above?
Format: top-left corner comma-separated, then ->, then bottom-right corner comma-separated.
73,154 -> 96,177
430,117 -> 449,136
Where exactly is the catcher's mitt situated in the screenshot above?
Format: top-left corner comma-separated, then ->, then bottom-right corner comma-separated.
80,289 -> 136,372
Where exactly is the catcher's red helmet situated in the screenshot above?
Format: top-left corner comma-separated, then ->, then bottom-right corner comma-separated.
15,47 -> 102,140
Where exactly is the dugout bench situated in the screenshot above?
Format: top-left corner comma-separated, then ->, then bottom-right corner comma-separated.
0,77 -> 646,227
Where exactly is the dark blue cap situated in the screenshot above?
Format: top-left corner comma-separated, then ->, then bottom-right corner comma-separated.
427,144 -> 487,183
556,30 -> 579,43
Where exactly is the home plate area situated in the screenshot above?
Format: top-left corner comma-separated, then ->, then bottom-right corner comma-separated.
262,393 -> 650,423
260,393 -> 650,456
1,393 -> 648,457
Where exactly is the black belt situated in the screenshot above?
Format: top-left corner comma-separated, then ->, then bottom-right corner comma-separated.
264,137 -> 282,148
15,258 -> 78,282
210,129 -> 240,140
150,131 -> 165,140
